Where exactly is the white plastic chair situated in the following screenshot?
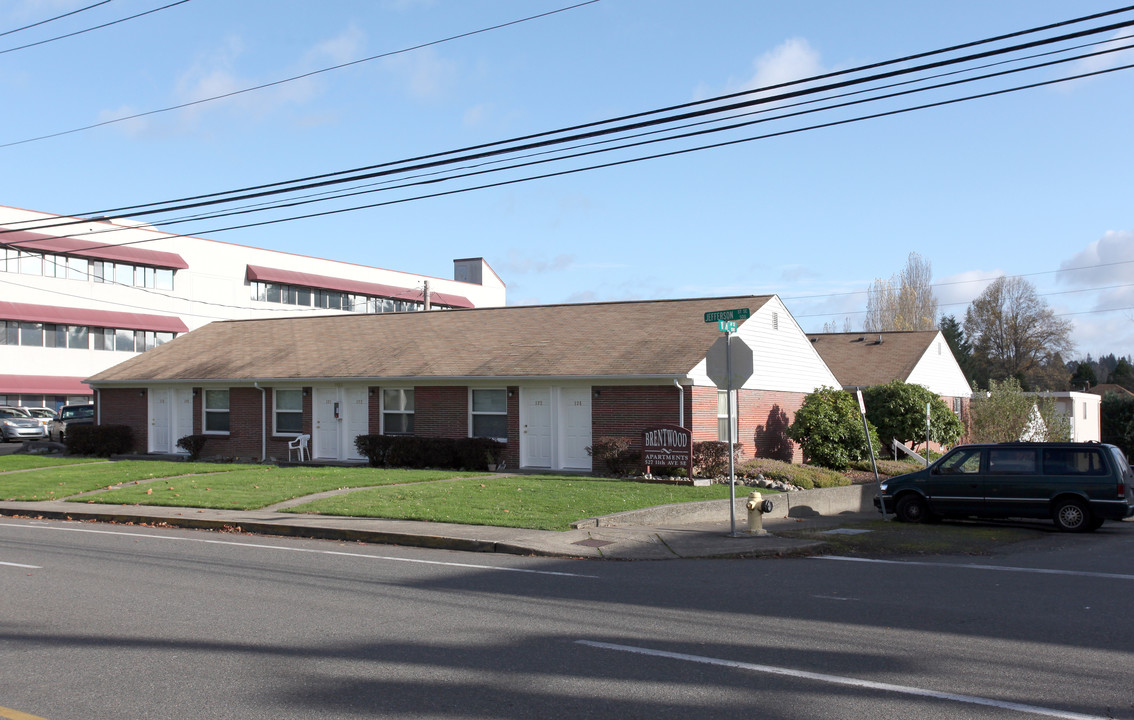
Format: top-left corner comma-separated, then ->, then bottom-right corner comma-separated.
288,434 -> 310,462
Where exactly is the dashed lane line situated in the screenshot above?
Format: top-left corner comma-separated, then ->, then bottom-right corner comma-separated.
577,640 -> 1108,720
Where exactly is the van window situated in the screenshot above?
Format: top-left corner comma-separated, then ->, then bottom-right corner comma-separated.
937,447 -> 981,474
1110,447 -> 1131,476
1043,448 -> 1107,476
988,448 -> 1037,473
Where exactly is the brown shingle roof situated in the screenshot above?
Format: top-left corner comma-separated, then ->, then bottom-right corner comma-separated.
806,330 -> 940,388
1086,383 -> 1134,398
89,295 -> 773,384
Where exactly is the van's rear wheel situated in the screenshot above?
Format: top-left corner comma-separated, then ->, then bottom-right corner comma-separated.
895,494 -> 930,524
1052,498 -> 1093,533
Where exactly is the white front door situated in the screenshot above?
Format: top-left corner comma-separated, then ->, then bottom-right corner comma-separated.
148,386 -> 195,454
522,387 -> 553,468
313,387 -> 341,460
149,387 -> 171,453
520,386 -> 592,470
313,386 -> 368,461
560,387 -> 592,470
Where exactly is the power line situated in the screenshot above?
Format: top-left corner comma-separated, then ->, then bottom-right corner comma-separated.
0,0 -> 191,56
8,3 -> 1128,224
8,10 -> 1134,242
0,0 -> 114,39
0,0 -> 602,150
7,47 -> 1134,256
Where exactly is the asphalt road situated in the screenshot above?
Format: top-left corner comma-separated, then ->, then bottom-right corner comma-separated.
3,516 -> 1133,719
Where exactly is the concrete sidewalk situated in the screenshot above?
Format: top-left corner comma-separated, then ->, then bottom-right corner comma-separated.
0,485 -> 881,560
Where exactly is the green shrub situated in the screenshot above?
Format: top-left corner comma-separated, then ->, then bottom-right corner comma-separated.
787,386 -> 883,471
737,457 -> 849,489
692,441 -> 744,478
353,435 -> 506,471
862,380 -> 963,454
176,434 -> 209,461
65,424 -> 134,458
586,437 -> 641,476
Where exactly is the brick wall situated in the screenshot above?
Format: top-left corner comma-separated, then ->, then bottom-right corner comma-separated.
592,385 -> 688,453
96,388 -> 149,453
415,386 -> 468,439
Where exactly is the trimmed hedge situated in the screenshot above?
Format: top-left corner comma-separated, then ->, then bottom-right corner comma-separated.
176,434 -> 210,461
354,435 -> 505,471
586,436 -> 641,476
64,424 -> 135,458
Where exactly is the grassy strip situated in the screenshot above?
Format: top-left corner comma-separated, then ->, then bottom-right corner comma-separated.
284,476 -> 749,531
777,519 -> 1041,556
69,466 -> 486,510
0,456 -> 105,472
0,461 -> 262,501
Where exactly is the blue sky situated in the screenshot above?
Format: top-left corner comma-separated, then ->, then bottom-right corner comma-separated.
2,0 -> 1132,361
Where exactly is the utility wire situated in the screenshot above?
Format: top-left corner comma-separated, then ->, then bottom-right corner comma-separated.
0,0 -> 601,150
11,52 -> 1132,250
8,8 -> 1133,240
12,3 -> 1130,222
0,0 -> 191,56
0,0 -> 114,39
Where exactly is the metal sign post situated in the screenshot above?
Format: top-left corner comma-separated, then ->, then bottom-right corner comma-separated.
705,308 -> 753,538
857,389 -> 886,519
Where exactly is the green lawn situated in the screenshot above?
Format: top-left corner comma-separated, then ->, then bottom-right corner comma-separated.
0,456 -> 104,472
0,458 -> 763,531
0,460 -> 260,501
73,466 -> 486,510
285,475 -> 743,531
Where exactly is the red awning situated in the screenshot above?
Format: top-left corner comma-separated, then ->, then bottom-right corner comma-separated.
246,265 -> 474,309
1,228 -> 188,270
0,374 -> 90,395
0,301 -> 188,333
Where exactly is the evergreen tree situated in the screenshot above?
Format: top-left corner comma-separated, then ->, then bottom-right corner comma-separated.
938,314 -> 973,383
1111,358 -> 1134,391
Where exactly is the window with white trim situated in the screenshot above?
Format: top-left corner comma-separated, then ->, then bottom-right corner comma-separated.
717,390 -> 737,441
470,389 -> 507,441
382,388 -> 414,435
204,389 -> 230,433
274,389 -> 303,435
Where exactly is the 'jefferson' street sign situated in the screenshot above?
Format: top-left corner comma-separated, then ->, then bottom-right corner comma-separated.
704,308 -> 750,323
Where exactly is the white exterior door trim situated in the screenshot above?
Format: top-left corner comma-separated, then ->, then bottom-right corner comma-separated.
519,385 -> 592,471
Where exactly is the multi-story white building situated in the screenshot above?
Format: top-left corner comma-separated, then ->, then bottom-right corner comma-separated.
0,205 -> 505,410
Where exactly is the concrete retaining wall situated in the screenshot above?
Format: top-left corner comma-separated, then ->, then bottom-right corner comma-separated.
575,483 -> 878,528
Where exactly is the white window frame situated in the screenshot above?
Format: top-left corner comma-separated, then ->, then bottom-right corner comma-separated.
381,388 -> 414,435
469,388 -> 507,442
273,388 -> 304,436
203,388 -> 230,434
717,390 -> 737,442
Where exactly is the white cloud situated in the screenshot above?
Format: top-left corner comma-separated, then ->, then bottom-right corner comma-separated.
746,37 -> 825,91
499,250 -> 575,275
380,47 -> 457,100
95,105 -> 149,137
1061,31 -> 1132,87
1057,229 -> 1134,286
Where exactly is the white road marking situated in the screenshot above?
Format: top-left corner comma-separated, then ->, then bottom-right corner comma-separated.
0,560 -> 41,569
577,640 -> 1108,720
815,555 -> 1134,580
0,522 -> 598,578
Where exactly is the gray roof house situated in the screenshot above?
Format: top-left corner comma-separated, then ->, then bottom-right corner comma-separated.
88,295 -> 840,469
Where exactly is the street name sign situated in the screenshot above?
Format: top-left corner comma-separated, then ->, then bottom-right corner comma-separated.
704,308 -> 750,324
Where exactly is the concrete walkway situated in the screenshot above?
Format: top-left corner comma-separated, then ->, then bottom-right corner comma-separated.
0,485 -> 881,560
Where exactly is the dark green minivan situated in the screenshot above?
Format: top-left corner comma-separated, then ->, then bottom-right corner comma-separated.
875,442 -> 1134,532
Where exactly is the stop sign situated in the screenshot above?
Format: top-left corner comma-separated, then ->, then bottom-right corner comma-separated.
706,335 -> 754,388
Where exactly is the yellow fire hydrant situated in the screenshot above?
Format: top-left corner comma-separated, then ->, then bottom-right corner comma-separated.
745,492 -> 774,535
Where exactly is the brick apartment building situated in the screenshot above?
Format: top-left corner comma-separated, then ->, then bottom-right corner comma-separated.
87,295 -> 839,470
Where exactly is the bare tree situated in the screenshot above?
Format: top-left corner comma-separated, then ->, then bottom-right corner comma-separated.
864,253 -> 938,332
963,276 -> 1074,390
